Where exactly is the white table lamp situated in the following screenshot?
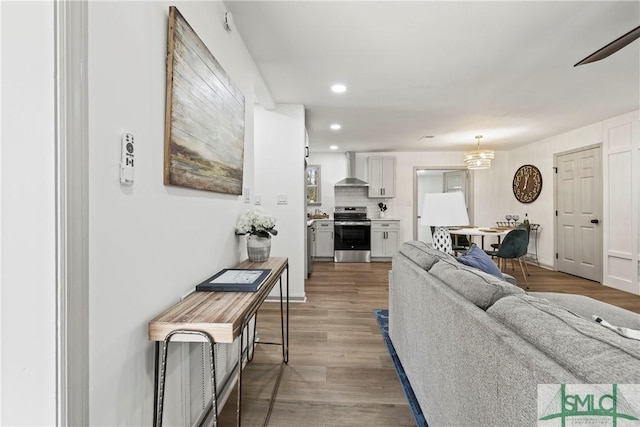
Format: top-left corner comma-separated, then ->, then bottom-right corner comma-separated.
420,192 -> 470,254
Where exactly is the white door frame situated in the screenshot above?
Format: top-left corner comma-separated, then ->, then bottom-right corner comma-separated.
413,166 -> 473,240
553,144 -> 603,281
55,1 -> 89,424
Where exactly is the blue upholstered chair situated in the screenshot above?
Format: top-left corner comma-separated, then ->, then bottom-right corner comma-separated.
490,222 -> 531,276
484,228 -> 529,289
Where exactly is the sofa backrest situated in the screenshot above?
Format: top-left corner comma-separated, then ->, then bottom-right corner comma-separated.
488,294 -> 640,383
430,258 -> 525,310
398,241 -> 524,310
398,240 -> 457,270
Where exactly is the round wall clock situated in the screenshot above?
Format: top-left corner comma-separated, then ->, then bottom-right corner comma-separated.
512,164 -> 542,204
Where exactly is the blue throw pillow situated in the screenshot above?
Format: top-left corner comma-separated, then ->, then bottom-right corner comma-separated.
457,244 -> 505,280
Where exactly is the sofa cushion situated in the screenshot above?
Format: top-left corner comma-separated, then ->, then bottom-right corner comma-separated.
487,294 -> 640,382
530,292 -> 640,330
429,258 -> 524,310
399,241 -> 457,271
502,273 -> 517,286
457,243 -> 505,280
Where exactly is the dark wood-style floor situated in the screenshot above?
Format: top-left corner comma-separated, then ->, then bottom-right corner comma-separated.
218,261 -> 640,426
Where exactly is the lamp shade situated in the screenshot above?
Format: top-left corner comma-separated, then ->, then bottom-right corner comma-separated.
420,192 -> 470,227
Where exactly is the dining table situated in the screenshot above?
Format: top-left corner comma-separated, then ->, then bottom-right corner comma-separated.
449,226 -> 512,250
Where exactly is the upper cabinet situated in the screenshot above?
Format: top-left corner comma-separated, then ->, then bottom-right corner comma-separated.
368,156 -> 396,198
306,165 -> 321,205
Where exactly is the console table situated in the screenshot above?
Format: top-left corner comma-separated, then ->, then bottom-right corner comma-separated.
148,257 -> 289,427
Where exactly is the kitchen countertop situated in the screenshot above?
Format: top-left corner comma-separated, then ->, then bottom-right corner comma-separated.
307,218 -> 333,226
307,218 -> 398,226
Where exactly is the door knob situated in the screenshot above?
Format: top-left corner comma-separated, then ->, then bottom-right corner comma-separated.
590,219 -> 599,224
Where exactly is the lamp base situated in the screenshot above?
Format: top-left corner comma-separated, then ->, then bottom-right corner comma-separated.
432,226 -> 453,254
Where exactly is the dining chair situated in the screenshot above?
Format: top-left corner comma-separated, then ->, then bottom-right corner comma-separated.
484,228 -> 529,289
490,222 -> 531,275
451,233 -> 470,254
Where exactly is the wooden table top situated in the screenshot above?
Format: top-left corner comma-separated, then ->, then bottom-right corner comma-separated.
449,227 -> 511,237
148,257 -> 288,344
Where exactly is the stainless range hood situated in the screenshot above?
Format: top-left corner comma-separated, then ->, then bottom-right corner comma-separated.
335,152 -> 369,187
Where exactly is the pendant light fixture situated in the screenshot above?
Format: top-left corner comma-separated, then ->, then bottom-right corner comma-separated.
464,135 -> 494,170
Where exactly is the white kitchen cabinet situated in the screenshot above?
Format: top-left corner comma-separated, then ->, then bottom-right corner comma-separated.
314,220 -> 334,259
371,220 -> 400,260
368,156 -> 396,198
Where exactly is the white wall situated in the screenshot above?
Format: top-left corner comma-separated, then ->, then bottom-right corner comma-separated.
88,2 -> 267,424
508,111 -> 640,293
306,151 -> 347,214
254,105 -> 306,300
1,2 -> 57,425
0,2 -> 293,424
602,112 -> 639,294
497,122 -> 603,268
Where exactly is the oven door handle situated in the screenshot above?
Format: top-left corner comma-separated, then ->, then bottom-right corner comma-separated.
334,221 -> 371,226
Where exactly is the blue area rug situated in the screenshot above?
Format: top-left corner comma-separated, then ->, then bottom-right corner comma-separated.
373,309 -> 428,427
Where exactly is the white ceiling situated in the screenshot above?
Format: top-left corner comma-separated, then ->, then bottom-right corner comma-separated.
225,1 -> 639,153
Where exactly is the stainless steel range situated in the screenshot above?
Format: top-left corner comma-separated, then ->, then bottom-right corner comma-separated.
334,206 -> 371,263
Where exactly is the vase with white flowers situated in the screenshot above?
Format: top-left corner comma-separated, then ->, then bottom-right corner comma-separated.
235,207 -> 278,262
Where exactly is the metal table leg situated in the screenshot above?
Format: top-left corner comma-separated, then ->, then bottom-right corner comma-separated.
235,263 -> 290,426
153,330 -> 218,427
530,224 -> 540,266
237,326 -> 244,427
153,342 -> 160,427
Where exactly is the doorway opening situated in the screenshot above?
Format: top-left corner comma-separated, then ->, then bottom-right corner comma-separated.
413,167 -> 473,242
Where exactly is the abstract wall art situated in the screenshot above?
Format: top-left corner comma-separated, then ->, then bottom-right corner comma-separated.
164,6 -> 245,195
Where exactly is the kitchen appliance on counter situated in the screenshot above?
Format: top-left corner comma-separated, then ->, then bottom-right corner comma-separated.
334,206 -> 371,262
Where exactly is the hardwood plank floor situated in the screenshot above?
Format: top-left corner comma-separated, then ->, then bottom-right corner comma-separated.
218,260 -> 640,426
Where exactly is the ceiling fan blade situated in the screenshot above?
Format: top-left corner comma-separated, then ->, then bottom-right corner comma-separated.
574,25 -> 640,66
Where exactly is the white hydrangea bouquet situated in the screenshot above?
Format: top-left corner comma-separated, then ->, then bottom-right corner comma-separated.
235,207 -> 278,239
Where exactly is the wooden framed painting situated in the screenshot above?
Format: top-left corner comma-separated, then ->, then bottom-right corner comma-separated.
164,6 -> 245,194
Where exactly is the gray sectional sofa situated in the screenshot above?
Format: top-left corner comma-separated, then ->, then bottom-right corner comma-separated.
390,241 -> 640,427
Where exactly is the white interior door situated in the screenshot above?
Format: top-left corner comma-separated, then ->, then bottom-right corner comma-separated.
556,147 -> 603,282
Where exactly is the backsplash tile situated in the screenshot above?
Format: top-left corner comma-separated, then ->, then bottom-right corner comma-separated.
308,186 -> 395,219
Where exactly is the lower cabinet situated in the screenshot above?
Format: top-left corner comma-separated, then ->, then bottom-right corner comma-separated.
371,220 -> 400,260
314,220 -> 334,259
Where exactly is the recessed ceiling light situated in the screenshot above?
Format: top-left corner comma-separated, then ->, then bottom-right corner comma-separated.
331,84 -> 347,93
329,145 -> 338,150
330,123 -> 341,130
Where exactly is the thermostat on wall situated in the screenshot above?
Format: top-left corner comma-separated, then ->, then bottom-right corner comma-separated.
120,133 -> 134,185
